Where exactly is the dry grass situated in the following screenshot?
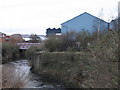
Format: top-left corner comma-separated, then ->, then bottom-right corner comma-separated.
1,64 -> 30,88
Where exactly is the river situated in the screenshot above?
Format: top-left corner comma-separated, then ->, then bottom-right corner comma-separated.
1,60 -> 66,89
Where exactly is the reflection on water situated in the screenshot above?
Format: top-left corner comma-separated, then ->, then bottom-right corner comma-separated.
2,60 -> 64,89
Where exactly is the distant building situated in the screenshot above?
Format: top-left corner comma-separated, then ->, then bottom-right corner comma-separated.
21,34 -> 46,42
10,34 -> 24,45
0,32 -> 6,43
38,35 -> 46,40
46,28 -> 61,36
109,17 -> 120,30
21,34 -> 31,42
0,32 -> 10,43
61,12 -> 109,33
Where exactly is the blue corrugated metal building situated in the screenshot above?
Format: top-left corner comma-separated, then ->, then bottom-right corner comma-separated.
61,12 -> 109,33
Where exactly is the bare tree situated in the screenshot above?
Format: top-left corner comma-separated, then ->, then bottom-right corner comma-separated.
109,5 -> 119,31
29,34 -> 41,43
97,9 -> 104,40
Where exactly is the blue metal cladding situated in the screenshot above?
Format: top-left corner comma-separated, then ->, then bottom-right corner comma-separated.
109,19 -> 119,30
46,28 -> 61,36
61,12 -> 109,33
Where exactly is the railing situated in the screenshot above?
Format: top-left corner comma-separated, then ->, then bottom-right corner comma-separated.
17,43 -> 44,49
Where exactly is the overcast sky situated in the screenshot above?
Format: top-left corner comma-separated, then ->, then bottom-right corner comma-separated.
0,0 -> 119,35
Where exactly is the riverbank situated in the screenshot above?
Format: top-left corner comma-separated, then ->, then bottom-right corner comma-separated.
1,60 -> 65,88
30,51 -> 118,88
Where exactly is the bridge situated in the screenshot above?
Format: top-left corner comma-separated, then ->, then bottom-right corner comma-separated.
17,43 -> 44,49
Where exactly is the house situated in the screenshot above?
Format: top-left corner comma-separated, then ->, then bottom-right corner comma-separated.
0,32 -> 6,43
10,34 -> 24,45
46,28 -> 61,36
0,32 -> 10,43
21,34 -> 46,42
61,12 -> 109,33
0,33 -> 24,45
21,34 -> 31,42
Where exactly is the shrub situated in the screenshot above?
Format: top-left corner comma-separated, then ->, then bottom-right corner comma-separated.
26,45 -> 45,58
44,35 -> 61,52
2,43 -> 20,63
44,30 -> 118,57
88,30 -> 118,62
76,30 -> 91,49
44,30 -> 92,52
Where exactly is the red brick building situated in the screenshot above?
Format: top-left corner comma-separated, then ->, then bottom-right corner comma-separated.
10,34 -> 24,45
0,32 -> 10,43
0,32 -> 24,45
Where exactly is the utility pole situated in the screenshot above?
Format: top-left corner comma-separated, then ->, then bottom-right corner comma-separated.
97,8 -> 104,40
97,20 -> 100,40
118,1 -> 120,30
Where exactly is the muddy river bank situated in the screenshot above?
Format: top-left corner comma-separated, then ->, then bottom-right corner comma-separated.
1,60 -> 67,89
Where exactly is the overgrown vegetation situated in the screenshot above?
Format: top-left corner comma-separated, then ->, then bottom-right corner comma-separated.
2,43 -> 20,64
26,45 -> 45,59
30,30 -> 118,88
44,30 -> 108,52
89,30 -> 118,62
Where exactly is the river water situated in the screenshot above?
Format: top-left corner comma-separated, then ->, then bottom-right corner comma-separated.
2,60 -> 65,89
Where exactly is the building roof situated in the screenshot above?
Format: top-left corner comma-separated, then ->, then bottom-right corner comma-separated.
46,28 -> 61,36
0,32 -> 6,37
61,12 -> 109,25
11,34 -> 22,37
21,34 -> 46,41
23,37 -> 31,41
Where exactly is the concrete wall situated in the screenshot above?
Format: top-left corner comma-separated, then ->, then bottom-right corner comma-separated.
30,51 -> 118,88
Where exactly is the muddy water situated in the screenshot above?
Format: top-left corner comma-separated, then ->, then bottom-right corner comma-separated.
2,60 -> 65,89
